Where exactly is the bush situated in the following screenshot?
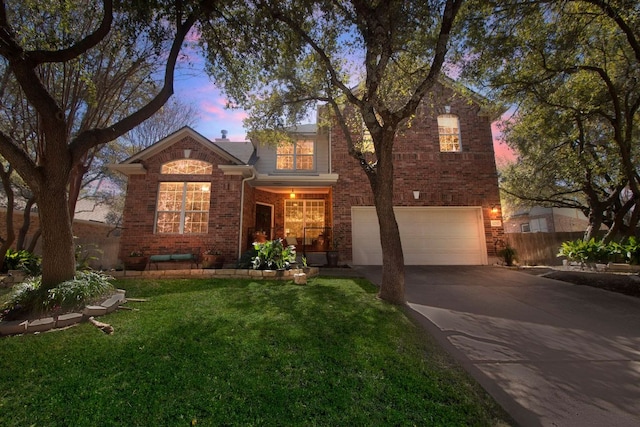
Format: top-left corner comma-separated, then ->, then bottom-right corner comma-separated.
498,245 -> 517,266
251,239 -> 296,270
2,249 -> 41,275
236,247 -> 258,269
623,236 -> 640,264
557,238 -> 611,264
1,271 -> 114,320
557,237 -> 640,265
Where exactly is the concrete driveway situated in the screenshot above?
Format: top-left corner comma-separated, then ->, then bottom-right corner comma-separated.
351,265 -> 640,427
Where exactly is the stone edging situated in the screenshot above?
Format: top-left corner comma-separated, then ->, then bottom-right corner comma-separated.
0,289 -> 126,337
111,267 -> 319,280
1,268 -> 320,337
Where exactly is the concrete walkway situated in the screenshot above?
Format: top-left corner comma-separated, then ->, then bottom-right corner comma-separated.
349,265 -> 640,427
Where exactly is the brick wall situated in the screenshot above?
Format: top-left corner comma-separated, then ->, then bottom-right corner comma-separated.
330,82 -> 504,261
119,135 -> 243,261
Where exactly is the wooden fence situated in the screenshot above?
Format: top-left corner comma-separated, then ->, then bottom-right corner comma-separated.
505,232 -> 586,266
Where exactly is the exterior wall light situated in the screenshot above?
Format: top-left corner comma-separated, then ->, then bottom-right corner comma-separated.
413,190 -> 420,200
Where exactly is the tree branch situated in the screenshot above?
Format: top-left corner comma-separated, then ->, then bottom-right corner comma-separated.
28,0 -> 113,65
68,11 -> 198,164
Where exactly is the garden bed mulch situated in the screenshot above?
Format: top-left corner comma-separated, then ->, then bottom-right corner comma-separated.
542,270 -> 640,298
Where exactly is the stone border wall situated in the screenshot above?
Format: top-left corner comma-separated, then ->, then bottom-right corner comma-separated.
111,267 -> 319,279
0,290 -> 126,336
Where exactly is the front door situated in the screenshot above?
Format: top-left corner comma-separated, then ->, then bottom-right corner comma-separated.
255,203 -> 273,237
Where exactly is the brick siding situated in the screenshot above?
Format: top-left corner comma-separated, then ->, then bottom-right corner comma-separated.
330,82 -> 504,260
119,135 -> 243,261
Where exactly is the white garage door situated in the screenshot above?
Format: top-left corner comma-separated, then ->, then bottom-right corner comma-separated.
351,206 -> 487,265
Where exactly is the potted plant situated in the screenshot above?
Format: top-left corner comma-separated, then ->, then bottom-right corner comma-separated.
326,229 -> 340,268
201,248 -> 225,269
123,250 -> 148,271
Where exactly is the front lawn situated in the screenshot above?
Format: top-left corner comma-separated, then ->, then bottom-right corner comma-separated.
0,277 -> 511,426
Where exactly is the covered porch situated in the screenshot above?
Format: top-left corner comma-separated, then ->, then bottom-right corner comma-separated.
244,185 -> 336,257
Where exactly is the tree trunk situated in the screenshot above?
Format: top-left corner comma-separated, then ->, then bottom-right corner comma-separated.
583,206 -> 603,241
0,165 -> 15,269
16,197 -> 36,250
36,185 -> 76,289
373,133 -> 405,305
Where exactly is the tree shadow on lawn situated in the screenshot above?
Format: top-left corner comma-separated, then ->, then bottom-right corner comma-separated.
95,276 -> 498,426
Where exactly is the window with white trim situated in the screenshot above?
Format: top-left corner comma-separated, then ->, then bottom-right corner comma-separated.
161,159 -> 213,174
437,114 -> 462,152
156,182 -> 210,234
285,200 -> 325,243
156,159 -> 212,234
277,140 -> 314,170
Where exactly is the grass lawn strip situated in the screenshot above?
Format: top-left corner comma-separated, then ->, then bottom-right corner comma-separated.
0,277 -> 511,426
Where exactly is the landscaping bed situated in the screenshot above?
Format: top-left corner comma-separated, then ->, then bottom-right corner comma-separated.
544,270 -> 640,298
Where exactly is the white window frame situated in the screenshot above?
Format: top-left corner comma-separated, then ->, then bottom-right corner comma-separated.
277,140 -> 315,171
437,114 -> 462,152
161,159 -> 213,175
284,199 -> 325,244
155,182 -> 210,234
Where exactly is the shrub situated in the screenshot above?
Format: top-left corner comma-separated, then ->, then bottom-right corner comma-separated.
557,238 -> 611,264
623,236 -> 640,264
558,238 -> 640,265
498,245 -> 517,266
2,249 -> 41,275
1,271 -> 114,320
251,239 -> 296,270
75,240 -> 101,271
236,247 -> 258,269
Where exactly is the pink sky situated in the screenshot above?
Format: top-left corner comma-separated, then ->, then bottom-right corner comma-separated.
174,60 -> 516,165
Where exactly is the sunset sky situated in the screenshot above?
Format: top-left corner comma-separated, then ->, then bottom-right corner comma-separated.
173,52 -> 516,166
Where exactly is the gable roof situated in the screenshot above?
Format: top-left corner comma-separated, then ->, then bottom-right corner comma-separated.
109,126 -> 252,175
439,75 -> 507,121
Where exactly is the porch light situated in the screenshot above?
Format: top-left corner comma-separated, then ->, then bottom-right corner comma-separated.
413,190 -> 420,200
444,105 -> 451,114
290,189 -> 296,199
491,205 -> 499,214
184,149 -> 191,158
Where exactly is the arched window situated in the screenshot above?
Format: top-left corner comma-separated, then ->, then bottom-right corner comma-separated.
437,114 -> 461,152
161,159 -> 212,174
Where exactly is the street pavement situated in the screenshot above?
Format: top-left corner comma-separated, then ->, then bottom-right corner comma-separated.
348,265 -> 640,427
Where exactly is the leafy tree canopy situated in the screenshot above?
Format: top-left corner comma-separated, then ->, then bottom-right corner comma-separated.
461,0 -> 640,240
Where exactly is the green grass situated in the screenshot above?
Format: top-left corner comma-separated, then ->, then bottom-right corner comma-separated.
0,277 -> 511,426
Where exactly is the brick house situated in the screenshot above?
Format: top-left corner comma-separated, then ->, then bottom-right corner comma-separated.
111,80 -> 505,265
504,206 -> 591,234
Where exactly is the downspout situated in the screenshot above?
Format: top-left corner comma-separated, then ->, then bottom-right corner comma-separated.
328,126 -> 332,173
238,168 -> 256,258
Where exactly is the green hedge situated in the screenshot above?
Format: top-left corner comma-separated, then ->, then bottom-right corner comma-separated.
558,237 -> 640,264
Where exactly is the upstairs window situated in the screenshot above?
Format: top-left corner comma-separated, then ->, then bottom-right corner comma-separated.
277,140 -> 314,171
161,159 -> 212,174
359,127 -> 375,154
437,114 -> 461,152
